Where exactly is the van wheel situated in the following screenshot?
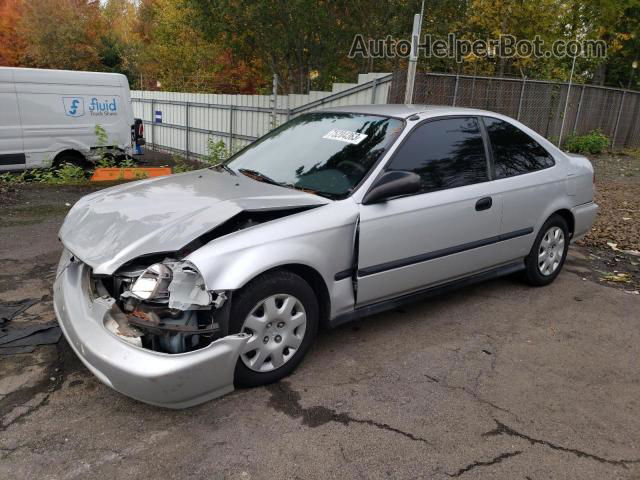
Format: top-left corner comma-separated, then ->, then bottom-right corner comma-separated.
230,270 -> 319,388
53,153 -> 91,170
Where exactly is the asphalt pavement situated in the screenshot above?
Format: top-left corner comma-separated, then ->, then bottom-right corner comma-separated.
0,186 -> 638,480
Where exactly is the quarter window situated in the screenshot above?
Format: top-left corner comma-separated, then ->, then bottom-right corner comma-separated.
482,117 -> 555,178
387,117 -> 488,194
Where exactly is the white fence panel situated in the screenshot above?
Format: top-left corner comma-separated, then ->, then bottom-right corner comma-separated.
130,73 -> 392,159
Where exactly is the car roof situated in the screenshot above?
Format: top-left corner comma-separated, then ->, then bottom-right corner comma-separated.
321,104 -> 499,120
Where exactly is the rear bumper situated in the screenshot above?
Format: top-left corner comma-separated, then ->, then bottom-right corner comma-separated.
53,259 -> 249,409
571,201 -> 598,242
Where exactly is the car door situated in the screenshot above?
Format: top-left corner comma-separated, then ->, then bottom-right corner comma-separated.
0,69 -> 25,171
356,116 -> 504,306
480,116 -> 561,262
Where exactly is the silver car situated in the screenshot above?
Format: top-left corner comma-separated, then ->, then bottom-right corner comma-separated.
54,105 -> 597,408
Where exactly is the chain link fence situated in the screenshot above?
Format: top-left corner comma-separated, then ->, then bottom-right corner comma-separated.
388,70 -> 640,149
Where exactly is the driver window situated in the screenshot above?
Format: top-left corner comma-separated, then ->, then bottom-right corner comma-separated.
387,117 -> 489,194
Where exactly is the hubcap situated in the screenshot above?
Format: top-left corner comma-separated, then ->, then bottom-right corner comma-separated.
240,294 -> 307,372
538,226 -> 565,276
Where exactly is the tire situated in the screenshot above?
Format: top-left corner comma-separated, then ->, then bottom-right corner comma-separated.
53,153 -> 91,170
523,214 -> 569,286
230,270 -> 319,388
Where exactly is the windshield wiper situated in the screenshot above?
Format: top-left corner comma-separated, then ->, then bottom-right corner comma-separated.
210,163 -> 236,176
238,168 -> 333,199
238,168 -> 282,186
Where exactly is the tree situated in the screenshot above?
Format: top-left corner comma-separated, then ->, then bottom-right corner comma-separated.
19,0 -> 105,70
588,0 -> 640,88
458,0 -> 565,79
3,0 -> 637,92
98,0 -> 143,86
136,0 -> 265,92
0,0 -> 25,66
188,0 -> 409,93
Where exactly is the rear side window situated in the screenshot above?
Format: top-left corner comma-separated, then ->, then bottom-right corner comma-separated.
482,117 -> 555,178
387,117 -> 488,194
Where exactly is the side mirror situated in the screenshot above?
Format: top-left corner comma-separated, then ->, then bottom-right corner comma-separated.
362,170 -> 421,205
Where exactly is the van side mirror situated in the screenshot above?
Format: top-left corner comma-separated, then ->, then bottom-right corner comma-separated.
362,170 -> 421,205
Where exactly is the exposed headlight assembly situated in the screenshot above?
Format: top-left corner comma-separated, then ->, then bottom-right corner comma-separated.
167,262 -> 212,310
130,263 -> 173,301
127,261 -> 214,310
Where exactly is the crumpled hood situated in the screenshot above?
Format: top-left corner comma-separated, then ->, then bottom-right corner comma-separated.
59,169 -> 329,275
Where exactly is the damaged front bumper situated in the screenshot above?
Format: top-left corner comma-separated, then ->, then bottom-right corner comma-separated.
53,258 -> 249,409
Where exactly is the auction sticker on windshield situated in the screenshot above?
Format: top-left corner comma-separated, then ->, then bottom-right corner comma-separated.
323,129 -> 368,144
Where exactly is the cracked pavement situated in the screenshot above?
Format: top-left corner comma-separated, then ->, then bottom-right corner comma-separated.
1,185 -> 639,479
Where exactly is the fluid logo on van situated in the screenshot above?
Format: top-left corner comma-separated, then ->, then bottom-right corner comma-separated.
89,98 -> 118,116
63,97 -> 85,117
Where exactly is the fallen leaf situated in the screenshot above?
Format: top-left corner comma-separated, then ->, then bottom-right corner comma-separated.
601,272 -> 631,283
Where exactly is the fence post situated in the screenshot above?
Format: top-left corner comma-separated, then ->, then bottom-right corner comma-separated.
370,77 -> 379,104
185,102 -> 190,159
517,78 -> 526,120
452,75 -> 459,106
612,91 -> 626,149
229,105 -> 235,153
150,100 -> 155,150
404,13 -> 422,104
271,74 -> 278,129
573,85 -> 585,133
558,82 -> 574,146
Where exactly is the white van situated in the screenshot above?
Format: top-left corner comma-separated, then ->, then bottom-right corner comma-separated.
0,67 -> 139,171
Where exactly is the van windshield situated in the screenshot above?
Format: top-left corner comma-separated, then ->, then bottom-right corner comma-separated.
225,112 -> 404,199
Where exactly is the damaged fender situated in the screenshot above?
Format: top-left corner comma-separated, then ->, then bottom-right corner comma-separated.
186,200 -> 361,319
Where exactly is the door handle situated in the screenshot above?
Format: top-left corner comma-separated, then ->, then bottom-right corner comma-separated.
475,197 -> 492,211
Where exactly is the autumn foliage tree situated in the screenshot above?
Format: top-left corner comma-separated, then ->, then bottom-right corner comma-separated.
135,0 -> 265,92
0,0 -> 25,66
19,0 -> 105,70
0,0 -> 638,92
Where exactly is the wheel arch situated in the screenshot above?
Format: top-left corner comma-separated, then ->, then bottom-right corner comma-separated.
52,149 -> 87,168
241,263 -> 331,329
550,208 -> 575,237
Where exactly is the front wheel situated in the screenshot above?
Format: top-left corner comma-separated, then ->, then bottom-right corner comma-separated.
230,270 -> 319,388
523,214 -> 569,286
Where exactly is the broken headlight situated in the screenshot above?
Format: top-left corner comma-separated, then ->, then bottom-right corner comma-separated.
125,261 -> 213,310
130,263 -> 173,301
103,260 -> 227,354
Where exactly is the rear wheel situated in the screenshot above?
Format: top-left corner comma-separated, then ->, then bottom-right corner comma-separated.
230,270 -> 318,388
523,214 -> 569,286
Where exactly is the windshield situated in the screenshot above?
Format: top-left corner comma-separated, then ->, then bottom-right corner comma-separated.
226,112 -> 404,199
